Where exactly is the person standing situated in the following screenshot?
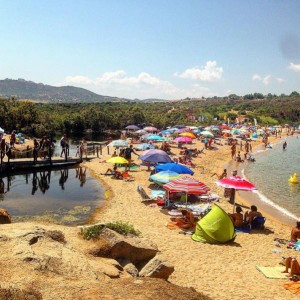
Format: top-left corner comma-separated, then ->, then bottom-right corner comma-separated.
124,145 -> 138,171
60,134 -> 69,158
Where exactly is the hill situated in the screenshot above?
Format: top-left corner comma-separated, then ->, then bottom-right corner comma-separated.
0,78 -> 131,103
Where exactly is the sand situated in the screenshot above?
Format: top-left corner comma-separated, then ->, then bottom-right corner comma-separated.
82,136 -> 299,300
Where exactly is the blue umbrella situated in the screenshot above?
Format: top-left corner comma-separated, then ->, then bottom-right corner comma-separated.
140,149 -> 172,163
155,163 -> 194,175
134,143 -> 155,151
159,130 -> 173,135
146,135 -> 165,141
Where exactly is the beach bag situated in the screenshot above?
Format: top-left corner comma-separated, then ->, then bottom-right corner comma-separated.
157,198 -> 165,206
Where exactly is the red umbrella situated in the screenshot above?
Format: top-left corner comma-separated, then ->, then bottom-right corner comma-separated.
163,176 -> 210,195
216,176 -> 257,212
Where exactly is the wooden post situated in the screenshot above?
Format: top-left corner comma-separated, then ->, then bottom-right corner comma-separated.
93,144 -> 95,155
100,144 -> 102,155
107,146 -> 110,155
96,146 -> 99,158
26,146 -> 30,158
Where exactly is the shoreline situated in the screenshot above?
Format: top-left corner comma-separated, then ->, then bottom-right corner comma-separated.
81,137 -> 298,300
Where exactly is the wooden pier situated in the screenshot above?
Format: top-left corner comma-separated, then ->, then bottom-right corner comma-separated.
0,155 -> 98,174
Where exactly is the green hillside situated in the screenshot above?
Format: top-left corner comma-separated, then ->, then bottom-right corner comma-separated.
0,78 -> 130,103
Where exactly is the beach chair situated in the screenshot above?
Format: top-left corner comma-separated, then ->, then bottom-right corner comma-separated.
251,216 -> 266,230
137,185 -> 164,202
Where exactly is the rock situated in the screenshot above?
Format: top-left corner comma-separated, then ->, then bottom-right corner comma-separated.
139,255 -> 174,280
93,228 -> 159,267
0,208 -> 11,224
124,262 -> 139,277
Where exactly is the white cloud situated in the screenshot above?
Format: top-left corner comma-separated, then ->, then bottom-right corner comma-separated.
262,75 -> 271,85
276,77 -> 286,83
63,70 -> 216,99
176,61 -> 223,82
252,74 -> 271,85
252,74 -> 261,81
288,62 -> 300,72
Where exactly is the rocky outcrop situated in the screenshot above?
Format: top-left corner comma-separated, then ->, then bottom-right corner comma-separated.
91,228 -> 159,267
0,208 -> 11,224
0,223 -> 209,300
139,254 -> 175,280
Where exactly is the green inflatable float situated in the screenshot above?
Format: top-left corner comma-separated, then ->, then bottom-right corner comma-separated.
192,204 -> 236,243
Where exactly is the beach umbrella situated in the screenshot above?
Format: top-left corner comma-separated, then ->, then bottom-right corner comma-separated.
140,149 -> 172,163
176,128 -> 190,133
193,129 -> 201,134
155,163 -> 194,175
125,125 -> 140,130
135,129 -> 147,135
163,176 -> 210,205
146,135 -> 165,141
222,129 -> 231,134
200,131 -> 214,138
179,132 -> 197,139
107,139 -> 128,147
211,127 -> 220,131
173,136 -> 193,144
216,176 -> 257,212
150,170 -> 181,185
144,126 -> 158,132
0,127 -> 4,134
134,143 -> 155,151
159,130 -> 173,135
107,156 -> 128,164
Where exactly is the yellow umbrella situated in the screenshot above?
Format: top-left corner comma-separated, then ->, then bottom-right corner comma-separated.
107,156 -> 128,164
179,132 -> 197,139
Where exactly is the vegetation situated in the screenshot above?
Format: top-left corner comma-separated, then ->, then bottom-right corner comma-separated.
80,221 -> 141,240
1,92 -> 300,137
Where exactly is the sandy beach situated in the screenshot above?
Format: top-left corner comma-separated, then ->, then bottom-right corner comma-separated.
82,136 -> 299,300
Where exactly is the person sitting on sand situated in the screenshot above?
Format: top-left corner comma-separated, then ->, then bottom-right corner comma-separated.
170,209 -> 196,229
211,169 -> 227,180
244,205 -> 262,225
229,206 -> 244,228
291,221 -> 300,242
104,165 -> 122,179
282,256 -> 300,278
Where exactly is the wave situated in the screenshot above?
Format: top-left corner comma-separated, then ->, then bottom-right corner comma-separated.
241,168 -> 300,221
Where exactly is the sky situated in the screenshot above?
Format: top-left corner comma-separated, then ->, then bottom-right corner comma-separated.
0,0 -> 300,100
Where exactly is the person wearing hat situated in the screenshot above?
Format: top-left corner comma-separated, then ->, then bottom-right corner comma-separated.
229,206 -> 244,228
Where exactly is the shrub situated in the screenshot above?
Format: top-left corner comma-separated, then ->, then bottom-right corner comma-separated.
80,221 -> 141,240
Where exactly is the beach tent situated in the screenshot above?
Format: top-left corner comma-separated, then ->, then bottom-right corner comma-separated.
192,204 -> 235,244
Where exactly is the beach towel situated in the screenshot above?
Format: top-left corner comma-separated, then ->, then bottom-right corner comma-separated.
235,226 -> 251,234
283,282 -> 300,294
256,266 -> 287,279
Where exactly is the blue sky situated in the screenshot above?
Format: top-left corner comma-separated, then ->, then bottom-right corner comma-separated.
0,0 -> 299,99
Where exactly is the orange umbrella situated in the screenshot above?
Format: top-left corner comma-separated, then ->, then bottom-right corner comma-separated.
179,132 -> 197,139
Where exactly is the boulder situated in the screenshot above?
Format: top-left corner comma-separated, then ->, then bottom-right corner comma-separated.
0,208 -> 11,224
139,255 -> 174,280
124,262 -> 139,277
93,228 -> 159,267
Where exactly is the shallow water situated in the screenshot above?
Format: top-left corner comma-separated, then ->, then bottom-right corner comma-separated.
0,167 -> 105,225
245,136 -> 300,222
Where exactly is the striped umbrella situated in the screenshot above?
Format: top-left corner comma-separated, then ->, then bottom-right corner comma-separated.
163,176 -> 210,195
150,171 -> 181,185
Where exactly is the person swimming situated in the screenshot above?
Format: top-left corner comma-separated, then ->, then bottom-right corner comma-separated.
283,141 -> 287,150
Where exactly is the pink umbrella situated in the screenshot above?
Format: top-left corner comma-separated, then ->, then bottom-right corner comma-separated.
173,136 -> 193,144
216,176 -> 257,212
144,126 -> 158,132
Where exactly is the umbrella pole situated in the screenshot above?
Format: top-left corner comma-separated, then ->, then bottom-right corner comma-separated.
232,189 -> 236,213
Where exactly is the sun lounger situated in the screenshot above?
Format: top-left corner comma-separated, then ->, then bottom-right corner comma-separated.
137,185 -> 164,202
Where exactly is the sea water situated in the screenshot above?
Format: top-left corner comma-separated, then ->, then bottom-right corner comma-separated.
0,166 -> 105,225
244,136 -> 300,224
